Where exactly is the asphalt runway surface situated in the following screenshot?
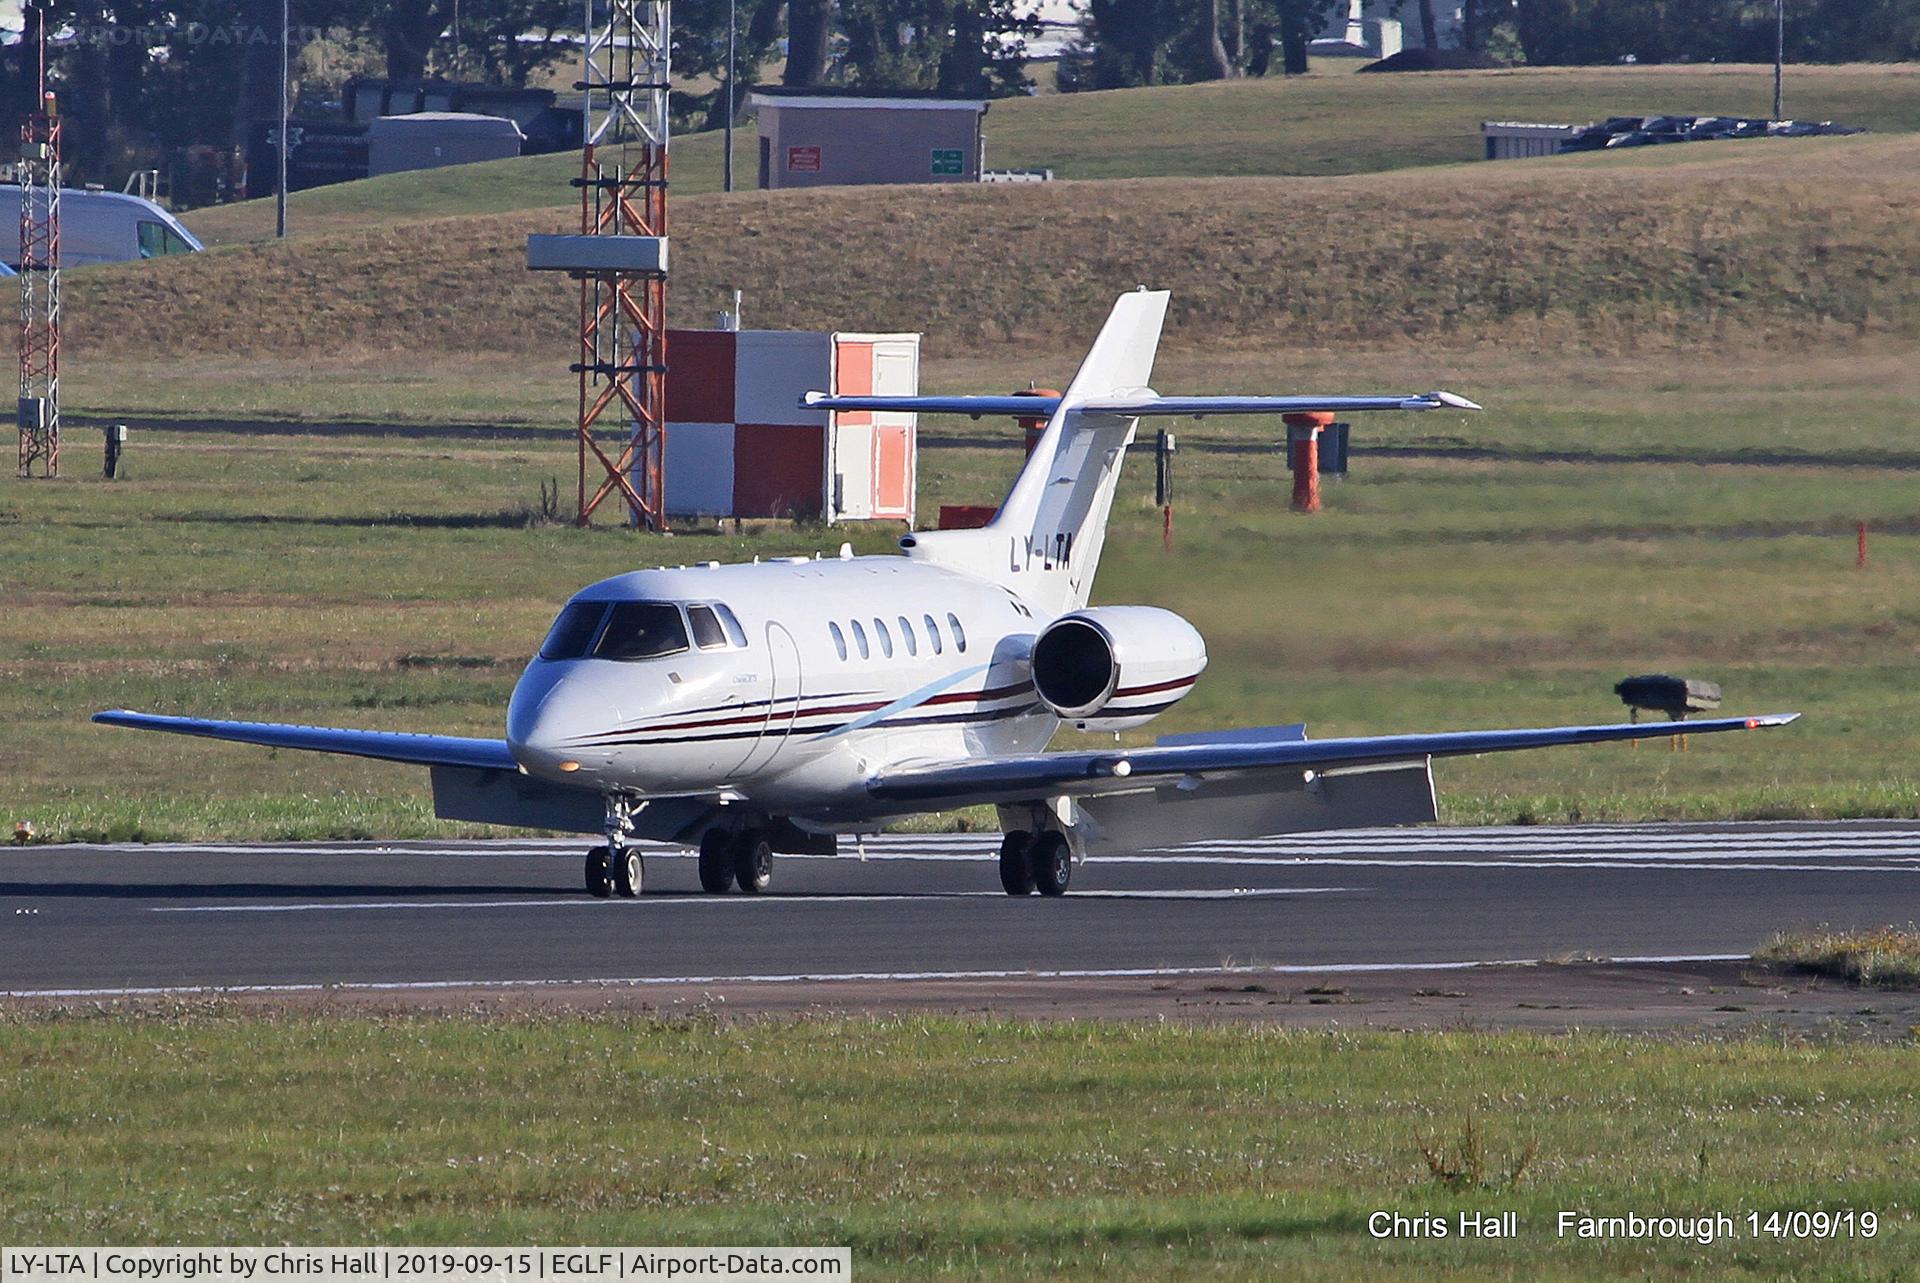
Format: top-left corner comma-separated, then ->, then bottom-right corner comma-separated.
2,821 -> 1916,1001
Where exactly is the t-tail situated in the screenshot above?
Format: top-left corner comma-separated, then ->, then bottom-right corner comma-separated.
801,287 -> 1482,614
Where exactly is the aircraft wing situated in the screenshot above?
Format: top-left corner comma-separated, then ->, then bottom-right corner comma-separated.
867,714 -> 1797,808
800,391 -> 1480,419
92,710 -> 519,772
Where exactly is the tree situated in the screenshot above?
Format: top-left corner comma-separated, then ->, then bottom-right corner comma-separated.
785,0 -> 834,84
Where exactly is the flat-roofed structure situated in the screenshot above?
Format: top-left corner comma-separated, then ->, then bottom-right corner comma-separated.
749,91 -> 988,190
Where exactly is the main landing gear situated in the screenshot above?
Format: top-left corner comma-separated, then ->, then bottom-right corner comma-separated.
698,826 -> 774,894
998,830 -> 1072,897
586,794 -> 646,898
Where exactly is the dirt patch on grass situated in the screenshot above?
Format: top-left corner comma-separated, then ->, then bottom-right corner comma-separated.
13,961 -> 1916,1039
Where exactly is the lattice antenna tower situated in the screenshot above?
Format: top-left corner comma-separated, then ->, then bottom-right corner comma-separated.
572,0 -> 671,528
18,8 -> 61,479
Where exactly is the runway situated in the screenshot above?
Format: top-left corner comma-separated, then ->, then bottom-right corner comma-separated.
3,821 -> 1916,999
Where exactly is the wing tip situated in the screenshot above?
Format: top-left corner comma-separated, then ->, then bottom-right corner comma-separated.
1432,390 -> 1484,411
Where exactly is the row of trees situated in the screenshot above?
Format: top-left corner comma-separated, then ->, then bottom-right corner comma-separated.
5,0 -> 1918,189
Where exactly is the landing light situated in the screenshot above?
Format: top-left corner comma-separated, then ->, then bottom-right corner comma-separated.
559,761 -> 582,773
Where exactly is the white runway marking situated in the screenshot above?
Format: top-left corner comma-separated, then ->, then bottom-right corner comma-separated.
147,887 -> 1356,914
0,952 -> 1751,1001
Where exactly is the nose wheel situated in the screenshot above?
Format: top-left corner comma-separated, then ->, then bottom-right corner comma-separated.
585,846 -> 613,898
586,793 -> 646,897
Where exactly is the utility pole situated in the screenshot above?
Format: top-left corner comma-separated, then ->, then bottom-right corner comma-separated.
1773,0 -> 1785,120
276,0 -> 289,237
723,0 -> 735,192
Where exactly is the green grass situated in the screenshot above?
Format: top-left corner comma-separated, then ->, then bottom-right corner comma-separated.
0,1012 -> 1914,1278
1758,926 -> 1920,989
181,62 -> 1920,245
10,342 -> 1920,840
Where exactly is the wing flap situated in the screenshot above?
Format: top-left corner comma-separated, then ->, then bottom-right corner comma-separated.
868,714 -> 1798,808
92,710 -> 519,772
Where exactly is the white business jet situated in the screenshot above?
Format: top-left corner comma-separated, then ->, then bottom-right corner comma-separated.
96,290 -> 1795,897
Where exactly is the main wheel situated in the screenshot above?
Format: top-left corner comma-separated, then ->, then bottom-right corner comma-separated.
732,829 -> 773,895
612,846 -> 643,898
697,829 -> 734,894
584,845 -> 613,898
998,832 -> 1036,895
1029,832 -> 1072,897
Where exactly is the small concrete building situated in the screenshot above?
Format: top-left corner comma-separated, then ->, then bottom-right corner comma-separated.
749,91 -> 988,190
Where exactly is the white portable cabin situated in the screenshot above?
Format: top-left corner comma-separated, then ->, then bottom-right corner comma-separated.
0,187 -> 203,268
660,328 -> 920,523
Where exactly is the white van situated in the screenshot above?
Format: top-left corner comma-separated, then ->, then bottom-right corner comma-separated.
1,186 -> 204,268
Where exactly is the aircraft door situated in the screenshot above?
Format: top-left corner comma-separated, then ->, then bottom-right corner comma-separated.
737,621 -> 801,776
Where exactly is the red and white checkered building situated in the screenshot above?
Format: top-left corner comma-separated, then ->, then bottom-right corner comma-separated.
659,329 -> 920,523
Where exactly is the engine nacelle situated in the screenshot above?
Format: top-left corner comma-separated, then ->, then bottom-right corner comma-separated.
1030,606 -> 1208,731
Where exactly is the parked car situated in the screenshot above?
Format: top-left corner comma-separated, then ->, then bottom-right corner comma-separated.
0,186 -> 203,268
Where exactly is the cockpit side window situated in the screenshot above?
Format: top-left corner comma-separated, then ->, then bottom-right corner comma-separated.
539,602 -> 609,660
592,601 -> 690,660
687,605 -> 728,650
714,603 -> 748,648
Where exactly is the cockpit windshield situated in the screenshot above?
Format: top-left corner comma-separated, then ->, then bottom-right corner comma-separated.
592,602 -> 690,660
539,602 -> 609,660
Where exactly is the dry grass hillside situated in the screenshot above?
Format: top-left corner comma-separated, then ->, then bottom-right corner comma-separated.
76,134 -> 1920,362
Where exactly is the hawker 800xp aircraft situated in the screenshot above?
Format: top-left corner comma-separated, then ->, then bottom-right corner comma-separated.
96,289 -> 1795,897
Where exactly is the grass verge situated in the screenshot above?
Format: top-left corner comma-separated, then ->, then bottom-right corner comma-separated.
1756,926 -> 1920,989
0,1012 -> 1914,1279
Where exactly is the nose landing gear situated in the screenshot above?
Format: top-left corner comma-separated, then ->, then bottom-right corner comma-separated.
586,794 -> 646,897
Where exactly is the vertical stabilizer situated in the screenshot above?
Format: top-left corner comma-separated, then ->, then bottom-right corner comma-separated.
983,289 -> 1170,614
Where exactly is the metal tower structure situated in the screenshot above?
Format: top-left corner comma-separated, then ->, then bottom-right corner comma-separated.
17,86 -> 61,479
573,0 -> 670,528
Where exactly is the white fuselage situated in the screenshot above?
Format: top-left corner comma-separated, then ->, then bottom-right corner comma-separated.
507,556 -> 1083,825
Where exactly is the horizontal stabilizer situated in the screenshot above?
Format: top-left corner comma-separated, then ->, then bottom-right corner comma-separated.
801,393 -> 1064,419
800,391 -> 1481,419
92,710 -> 519,772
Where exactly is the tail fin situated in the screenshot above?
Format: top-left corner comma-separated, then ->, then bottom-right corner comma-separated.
982,288 -> 1169,613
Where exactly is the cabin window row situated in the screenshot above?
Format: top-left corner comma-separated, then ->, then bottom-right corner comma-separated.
830,613 -> 967,662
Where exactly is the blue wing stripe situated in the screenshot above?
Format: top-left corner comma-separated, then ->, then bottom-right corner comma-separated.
92,710 -> 518,772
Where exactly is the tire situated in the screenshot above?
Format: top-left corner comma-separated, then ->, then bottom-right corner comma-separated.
998,832 -> 1036,895
612,846 -> 643,898
732,829 -> 773,894
697,829 -> 734,894
1029,832 -> 1072,897
584,845 -> 613,898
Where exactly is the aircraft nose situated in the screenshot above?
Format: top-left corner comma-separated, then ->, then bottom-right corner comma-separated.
506,664 -> 623,777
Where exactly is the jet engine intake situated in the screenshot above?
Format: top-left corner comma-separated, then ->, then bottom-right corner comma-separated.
1030,606 -> 1207,731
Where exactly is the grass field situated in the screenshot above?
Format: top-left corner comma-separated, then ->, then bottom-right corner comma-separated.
0,1011 -> 1912,1279
71,132 -> 1920,379
181,62 -> 1920,245
9,67 -> 1920,842
9,342 -> 1920,841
